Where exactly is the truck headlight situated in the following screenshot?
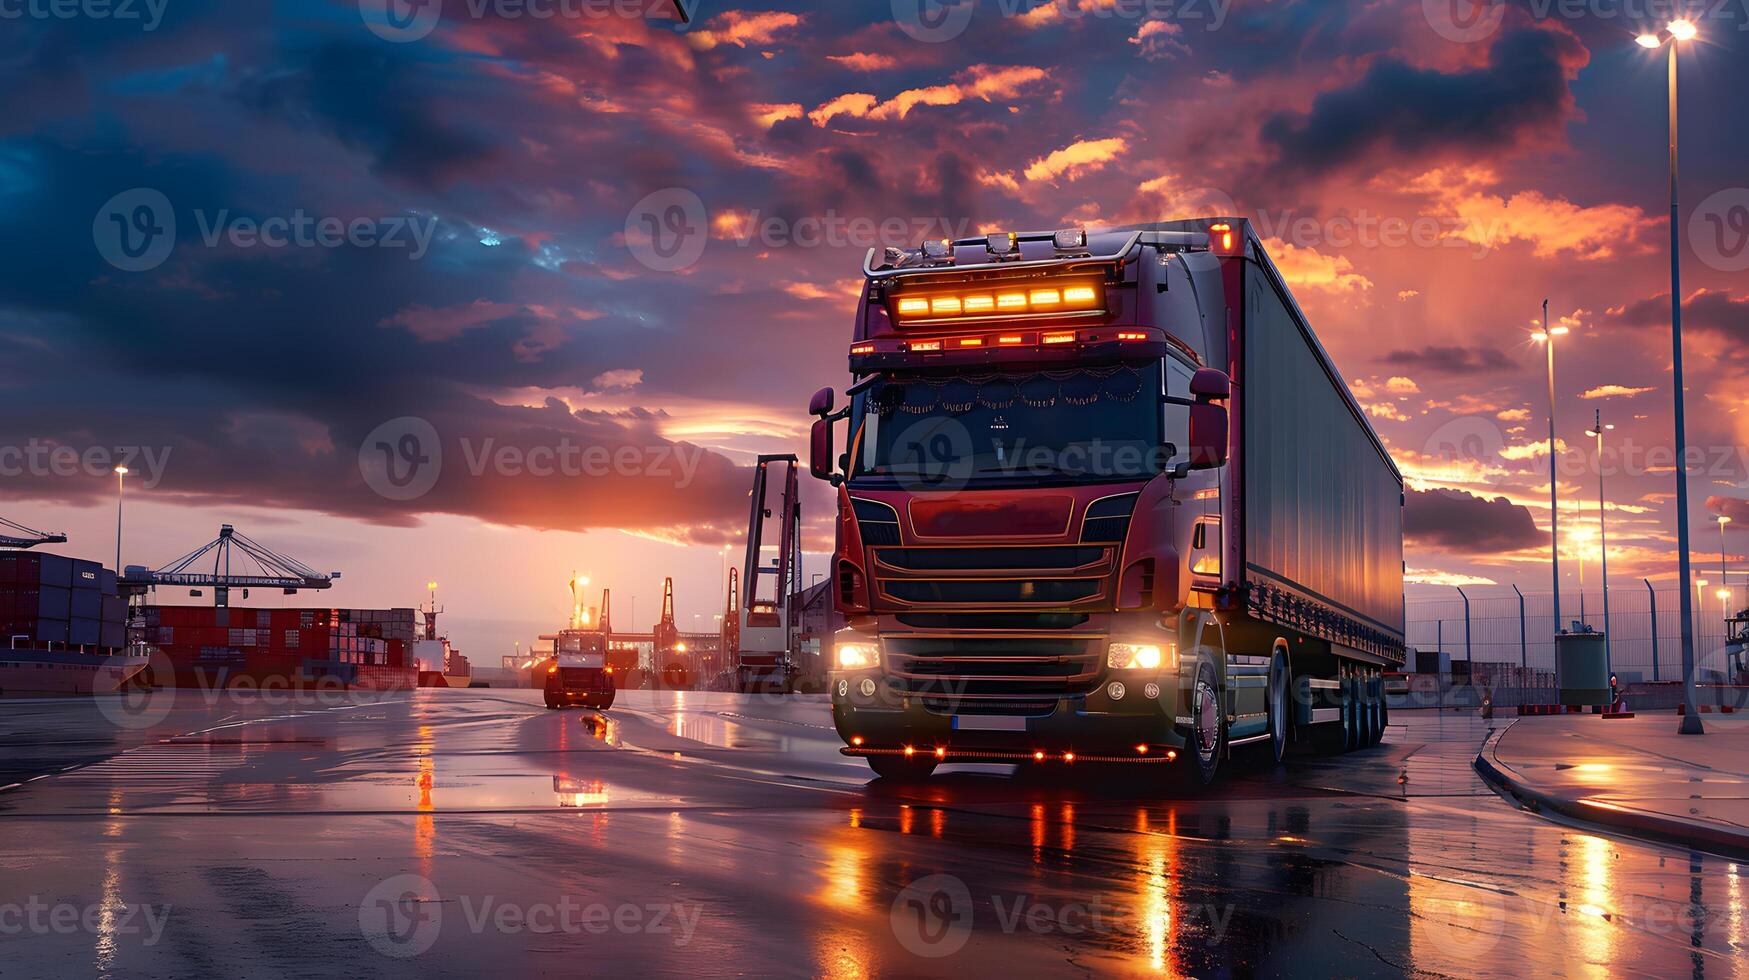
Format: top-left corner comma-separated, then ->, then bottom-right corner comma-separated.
1108,642 -> 1173,671
836,642 -> 878,670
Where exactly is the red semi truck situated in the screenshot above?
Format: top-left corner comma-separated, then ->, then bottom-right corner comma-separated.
808,219 -> 1405,783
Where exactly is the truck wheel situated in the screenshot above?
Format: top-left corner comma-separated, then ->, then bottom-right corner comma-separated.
1268,654 -> 1291,764
866,755 -> 937,781
544,695 -> 560,710
1344,677 -> 1362,751
1183,660 -> 1225,785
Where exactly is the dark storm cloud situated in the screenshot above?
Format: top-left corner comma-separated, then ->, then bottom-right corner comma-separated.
1379,345 -> 1516,376
236,41 -> 498,190
1604,289 -> 1749,345
1405,488 -> 1547,553
1260,27 -> 1585,175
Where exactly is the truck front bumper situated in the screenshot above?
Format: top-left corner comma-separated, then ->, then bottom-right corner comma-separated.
830,670 -> 1190,764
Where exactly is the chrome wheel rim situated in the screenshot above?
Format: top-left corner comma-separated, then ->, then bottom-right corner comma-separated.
1194,678 -> 1220,761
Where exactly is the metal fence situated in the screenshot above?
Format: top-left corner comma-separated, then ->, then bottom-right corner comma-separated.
1406,584 -> 1743,682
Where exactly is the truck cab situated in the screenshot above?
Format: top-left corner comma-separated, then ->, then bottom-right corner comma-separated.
543,630 -> 616,710
810,221 -> 1404,782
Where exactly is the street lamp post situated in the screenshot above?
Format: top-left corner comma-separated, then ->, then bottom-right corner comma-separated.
1720,515 -> 1733,630
1586,411 -> 1616,670
113,465 -> 128,573
1637,18 -> 1703,733
1532,300 -> 1569,630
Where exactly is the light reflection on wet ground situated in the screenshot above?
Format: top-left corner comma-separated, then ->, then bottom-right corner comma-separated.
0,689 -> 1744,976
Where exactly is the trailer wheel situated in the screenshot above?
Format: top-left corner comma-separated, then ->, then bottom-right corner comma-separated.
1183,660 -> 1225,785
1268,653 -> 1291,764
1339,675 -> 1359,752
866,756 -> 937,781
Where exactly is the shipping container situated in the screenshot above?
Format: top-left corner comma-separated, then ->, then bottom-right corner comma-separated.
69,618 -> 101,647
70,588 -> 102,620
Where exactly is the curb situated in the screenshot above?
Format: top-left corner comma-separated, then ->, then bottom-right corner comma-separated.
1474,722 -> 1749,861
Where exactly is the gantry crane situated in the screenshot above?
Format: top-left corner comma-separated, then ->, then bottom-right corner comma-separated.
118,524 -> 339,606
1,516 -> 67,550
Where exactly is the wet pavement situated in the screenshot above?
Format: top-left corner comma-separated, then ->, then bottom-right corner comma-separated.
1480,713 -> 1749,859
2,689 -> 1746,977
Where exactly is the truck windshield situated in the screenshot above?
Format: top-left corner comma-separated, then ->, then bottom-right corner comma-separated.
847,364 -> 1167,487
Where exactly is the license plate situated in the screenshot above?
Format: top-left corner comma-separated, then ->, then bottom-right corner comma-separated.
952,715 -> 1026,732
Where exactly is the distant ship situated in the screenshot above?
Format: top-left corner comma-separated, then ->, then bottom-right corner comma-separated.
413,586 -> 473,689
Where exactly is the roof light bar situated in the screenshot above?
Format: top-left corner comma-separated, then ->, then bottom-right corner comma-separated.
921,238 -> 953,262
1053,228 -> 1087,250
890,280 -> 1104,324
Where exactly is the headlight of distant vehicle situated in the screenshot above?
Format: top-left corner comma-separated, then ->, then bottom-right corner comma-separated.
836,642 -> 878,669
1108,642 -> 1173,670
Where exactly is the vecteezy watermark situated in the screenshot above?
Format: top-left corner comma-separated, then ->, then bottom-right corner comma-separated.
359,417 -> 443,502
93,188 -> 176,273
0,441 -> 172,488
93,190 -> 438,272
892,0 -> 1232,44
723,211 -> 975,253
359,0 -> 694,43
1422,415 -> 1749,483
192,209 -> 437,260
625,188 -> 709,273
890,873 -> 1229,959
357,416 -> 712,502
1690,187 -> 1749,273
0,896 -> 172,946
359,874 -> 702,959
1425,0 -> 1749,42
0,0 -> 169,31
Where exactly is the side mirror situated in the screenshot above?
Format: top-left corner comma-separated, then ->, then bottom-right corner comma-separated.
808,386 -> 835,418
809,417 -> 837,483
1188,369 -> 1230,470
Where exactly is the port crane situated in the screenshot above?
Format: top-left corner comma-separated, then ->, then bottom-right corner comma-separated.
119,524 -> 339,606
1,516 -> 67,550
728,454 -> 803,692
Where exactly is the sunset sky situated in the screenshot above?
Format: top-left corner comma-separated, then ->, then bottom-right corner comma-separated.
2,0 -> 1746,657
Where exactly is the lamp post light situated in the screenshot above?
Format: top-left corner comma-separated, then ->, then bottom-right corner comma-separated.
112,465 -> 128,574
1586,411 -> 1616,668
1720,515 -> 1733,629
1531,301 -> 1570,630
1637,18 -> 1704,733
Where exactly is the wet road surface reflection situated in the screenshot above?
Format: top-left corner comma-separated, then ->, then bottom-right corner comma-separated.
0,689 -> 1744,976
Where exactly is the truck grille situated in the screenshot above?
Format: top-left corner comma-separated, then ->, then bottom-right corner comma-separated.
883,635 -> 1102,700
883,579 -> 1103,605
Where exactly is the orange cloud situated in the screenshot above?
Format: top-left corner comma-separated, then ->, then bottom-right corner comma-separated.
808,65 -> 1048,125
1021,137 -> 1128,182
1581,384 -> 1655,399
1262,239 -> 1373,293
827,52 -> 898,71
1406,167 -> 1649,260
689,10 -> 801,50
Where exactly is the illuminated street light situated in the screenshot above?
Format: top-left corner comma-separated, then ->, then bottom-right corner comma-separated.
113,465 -> 128,573
1585,411 -> 1617,667
1720,515 -> 1734,631
1636,19 -> 1705,733
1531,301 -> 1568,629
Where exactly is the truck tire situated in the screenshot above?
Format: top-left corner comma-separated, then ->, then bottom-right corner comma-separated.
1344,676 -> 1363,751
1183,660 -> 1225,786
544,694 -> 560,710
1268,653 -> 1291,765
866,755 -> 937,781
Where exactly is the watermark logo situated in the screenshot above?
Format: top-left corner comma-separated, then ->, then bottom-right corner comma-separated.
0,442 -> 172,487
93,188 -> 176,272
360,0 -> 444,42
893,0 -> 976,42
0,0 -> 168,31
887,417 -> 975,493
359,417 -> 443,501
360,874 -> 443,958
1424,416 -> 1507,469
625,188 -> 708,272
0,896 -> 172,946
1422,0 -> 1506,42
890,874 -> 974,957
1690,187 -> 1749,273
93,647 -> 177,731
